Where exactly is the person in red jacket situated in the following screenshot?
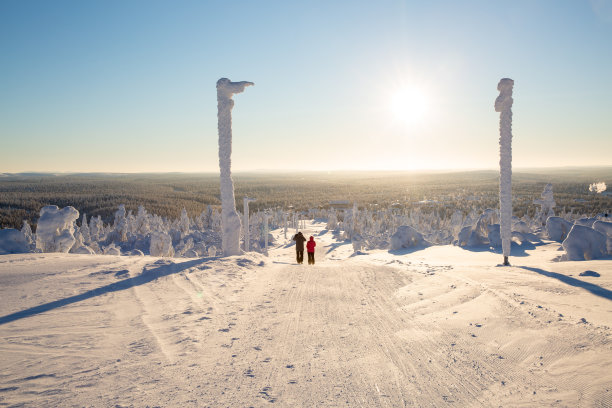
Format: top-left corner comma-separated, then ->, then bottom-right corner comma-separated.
306,236 -> 316,265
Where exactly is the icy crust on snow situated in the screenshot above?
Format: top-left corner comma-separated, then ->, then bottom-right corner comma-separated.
495,78 -> 514,258
217,78 -> 254,256
35,205 -> 79,253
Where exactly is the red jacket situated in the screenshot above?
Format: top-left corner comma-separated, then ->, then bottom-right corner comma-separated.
306,237 -> 316,253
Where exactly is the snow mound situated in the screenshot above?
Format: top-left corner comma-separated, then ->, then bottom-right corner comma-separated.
562,225 -> 607,261
390,226 -> 431,250
36,205 -> 79,253
0,229 -> 29,254
546,216 -> 573,242
71,245 -> 96,255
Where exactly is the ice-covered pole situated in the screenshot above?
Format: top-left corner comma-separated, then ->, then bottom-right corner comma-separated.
243,196 -> 256,252
217,78 -> 254,256
495,78 -> 514,266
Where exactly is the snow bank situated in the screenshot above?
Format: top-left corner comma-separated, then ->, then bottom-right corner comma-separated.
562,225 -> 607,261
390,226 -> 431,250
36,205 -> 79,253
546,216 -> 573,242
0,229 -> 29,254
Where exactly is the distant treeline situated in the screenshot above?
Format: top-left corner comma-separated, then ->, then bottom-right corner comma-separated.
1,169 -> 611,230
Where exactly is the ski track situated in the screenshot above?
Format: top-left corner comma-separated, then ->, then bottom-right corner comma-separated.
0,222 -> 611,407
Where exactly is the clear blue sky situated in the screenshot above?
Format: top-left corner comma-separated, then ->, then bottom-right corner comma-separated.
1,0 -> 611,172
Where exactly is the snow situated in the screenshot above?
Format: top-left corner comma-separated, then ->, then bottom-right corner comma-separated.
534,183 -> 555,225
495,78 -> 514,263
562,224 -> 608,261
390,225 -> 431,250
35,205 -> 79,253
546,216 -> 573,242
1,219 -> 611,407
149,232 -> 175,257
593,220 -> 612,253
0,229 -> 29,255
589,181 -> 607,193
217,78 -> 254,256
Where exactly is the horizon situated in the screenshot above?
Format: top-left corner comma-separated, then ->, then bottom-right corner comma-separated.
2,165 -> 612,177
1,1 -> 611,173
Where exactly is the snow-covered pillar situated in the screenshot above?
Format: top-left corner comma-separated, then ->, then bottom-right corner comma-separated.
243,196 -> 256,252
217,77 -> 254,256
495,78 -> 514,266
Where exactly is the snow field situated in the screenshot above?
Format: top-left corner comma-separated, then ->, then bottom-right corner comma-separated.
1,220 -> 611,407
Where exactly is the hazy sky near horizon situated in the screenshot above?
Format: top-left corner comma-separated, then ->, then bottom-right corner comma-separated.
1,0 -> 611,173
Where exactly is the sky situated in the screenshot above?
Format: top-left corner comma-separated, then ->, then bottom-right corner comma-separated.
1,0 -> 611,173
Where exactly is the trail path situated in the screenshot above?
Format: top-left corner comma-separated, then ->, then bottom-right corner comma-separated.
1,221 -> 610,407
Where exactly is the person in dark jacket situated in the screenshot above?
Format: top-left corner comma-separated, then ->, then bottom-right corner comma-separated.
292,232 -> 306,264
306,236 -> 316,265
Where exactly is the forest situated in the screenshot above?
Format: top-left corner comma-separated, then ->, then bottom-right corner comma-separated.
1,168 -> 611,230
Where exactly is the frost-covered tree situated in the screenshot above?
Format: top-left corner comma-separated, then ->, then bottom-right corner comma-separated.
534,183 -> 555,226
217,77 -> 254,256
243,197 -> 256,251
495,78 -> 514,266
179,208 -> 190,237
36,205 -> 80,253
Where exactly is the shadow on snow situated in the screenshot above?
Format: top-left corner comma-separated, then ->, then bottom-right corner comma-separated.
0,257 -> 213,326
520,266 -> 612,301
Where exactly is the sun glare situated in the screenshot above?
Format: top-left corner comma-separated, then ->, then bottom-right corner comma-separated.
389,87 -> 431,127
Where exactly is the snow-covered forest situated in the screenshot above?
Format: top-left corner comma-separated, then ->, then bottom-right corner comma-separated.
1,179 -> 610,262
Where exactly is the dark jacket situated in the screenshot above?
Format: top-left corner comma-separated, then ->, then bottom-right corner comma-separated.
293,232 -> 306,251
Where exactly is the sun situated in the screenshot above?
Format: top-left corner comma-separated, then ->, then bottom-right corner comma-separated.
389,86 -> 431,127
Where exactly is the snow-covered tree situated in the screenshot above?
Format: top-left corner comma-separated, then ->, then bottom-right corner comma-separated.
534,183 -> 555,226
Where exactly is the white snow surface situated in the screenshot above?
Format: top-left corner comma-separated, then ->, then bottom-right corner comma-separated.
495,78 -> 514,258
1,220 -> 611,407
217,78 -> 253,256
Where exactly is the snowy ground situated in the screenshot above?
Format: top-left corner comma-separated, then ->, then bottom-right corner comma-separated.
1,220 -> 611,407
